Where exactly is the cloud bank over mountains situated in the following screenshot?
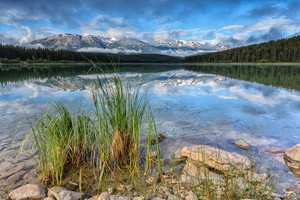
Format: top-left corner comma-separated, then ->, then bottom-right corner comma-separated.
1,0 -> 300,51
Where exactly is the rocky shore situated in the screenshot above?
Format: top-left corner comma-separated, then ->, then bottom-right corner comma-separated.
2,139 -> 300,200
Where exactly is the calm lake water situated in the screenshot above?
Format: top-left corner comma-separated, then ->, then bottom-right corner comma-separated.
1,63 -> 300,191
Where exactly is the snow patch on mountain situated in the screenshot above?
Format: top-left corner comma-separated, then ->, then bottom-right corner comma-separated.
25,33 -> 230,56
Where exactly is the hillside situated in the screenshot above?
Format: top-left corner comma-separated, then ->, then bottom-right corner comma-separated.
0,43 -> 181,63
184,36 -> 300,63
24,33 -> 229,56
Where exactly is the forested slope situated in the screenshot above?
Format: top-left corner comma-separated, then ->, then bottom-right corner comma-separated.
184,36 -> 300,63
0,44 -> 180,63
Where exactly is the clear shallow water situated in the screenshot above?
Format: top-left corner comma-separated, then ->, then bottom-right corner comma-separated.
1,68 -> 300,191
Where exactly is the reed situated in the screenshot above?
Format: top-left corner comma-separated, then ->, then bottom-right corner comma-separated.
92,69 -> 161,184
25,103 -> 96,185
25,65 -> 161,190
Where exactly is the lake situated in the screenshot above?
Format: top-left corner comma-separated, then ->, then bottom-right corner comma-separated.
1,63 -> 300,192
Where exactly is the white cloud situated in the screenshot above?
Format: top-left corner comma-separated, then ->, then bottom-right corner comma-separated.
77,47 -> 142,54
18,26 -> 36,44
222,25 -> 244,30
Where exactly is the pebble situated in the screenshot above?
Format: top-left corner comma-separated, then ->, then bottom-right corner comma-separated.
6,170 -> 26,185
9,184 -> 46,200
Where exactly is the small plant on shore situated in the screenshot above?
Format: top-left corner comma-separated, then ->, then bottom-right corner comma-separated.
92,69 -> 161,184
24,104 -> 96,185
24,65 -> 161,191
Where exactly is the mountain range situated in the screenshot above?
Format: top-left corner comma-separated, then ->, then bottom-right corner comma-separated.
24,33 -> 229,56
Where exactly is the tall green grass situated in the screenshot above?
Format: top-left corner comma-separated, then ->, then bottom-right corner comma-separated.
24,67 -> 161,189
92,71 -> 161,183
25,104 -> 96,185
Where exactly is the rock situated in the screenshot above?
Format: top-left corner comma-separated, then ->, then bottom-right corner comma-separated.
283,187 -> 294,194
108,186 -> 115,194
150,151 -> 158,159
126,184 -> 133,191
284,144 -> 300,177
151,133 -> 166,144
43,198 -> 55,200
181,174 -> 199,186
265,149 -> 286,154
234,140 -> 250,151
185,191 -> 197,200
47,186 -> 66,198
246,171 -> 268,183
9,184 -> 46,200
151,198 -> 166,200
6,170 -> 26,185
89,192 -> 131,200
116,184 -> 126,192
146,176 -> 157,185
0,163 -> 24,180
228,177 -> 248,191
57,190 -> 89,200
88,192 -> 110,200
159,186 -> 171,195
167,194 -> 182,200
182,162 -> 224,185
175,145 -> 252,174
133,196 -> 145,200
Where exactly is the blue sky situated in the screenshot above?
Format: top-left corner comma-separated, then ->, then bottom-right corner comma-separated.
0,0 -> 300,47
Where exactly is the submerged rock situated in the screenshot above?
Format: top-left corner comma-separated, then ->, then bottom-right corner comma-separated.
9,184 -> 46,200
151,133 -> 166,144
234,139 -> 250,151
175,145 -> 252,174
265,149 -> 286,154
284,144 -> 300,177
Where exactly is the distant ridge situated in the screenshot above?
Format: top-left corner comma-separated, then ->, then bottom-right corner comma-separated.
24,33 -> 229,57
184,35 -> 300,63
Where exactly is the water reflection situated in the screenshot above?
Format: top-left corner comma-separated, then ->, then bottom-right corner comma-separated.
0,67 -> 300,191
185,64 -> 300,91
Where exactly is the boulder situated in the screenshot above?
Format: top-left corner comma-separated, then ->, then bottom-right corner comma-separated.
234,140 -> 250,151
175,145 -> 252,174
284,144 -> 300,177
185,191 -> 197,200
47,186 -> 66,198
182,162 -> 224,185
9,184 -> 46,200
57,190 -> 89,200
43,198 -> 55,200
167,194 -> 182,200
88,192 -> 131,200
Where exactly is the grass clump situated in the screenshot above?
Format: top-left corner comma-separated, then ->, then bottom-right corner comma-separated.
25,103 -> 96,185
92,71 -> 161,183
24,68 -> 161,191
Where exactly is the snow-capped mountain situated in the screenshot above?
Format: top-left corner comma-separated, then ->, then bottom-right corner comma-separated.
24,33 -> 230,56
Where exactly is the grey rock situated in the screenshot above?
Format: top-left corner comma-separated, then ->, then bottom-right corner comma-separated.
176,145 -> 252,174
284,144 -> 300,177
0,162 -> 24,180
57,190 -> 89,200
6,170 -> 26,185
47,186 -> 66,198
9,184 -> 46,200
167,194 -> 182,200
234,139 -> 250,151
89,192 -> 132,200
182,162 -> 224,185
185,191 -> 197,200
151,198 -> 166,200
132,196 -> 145,200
